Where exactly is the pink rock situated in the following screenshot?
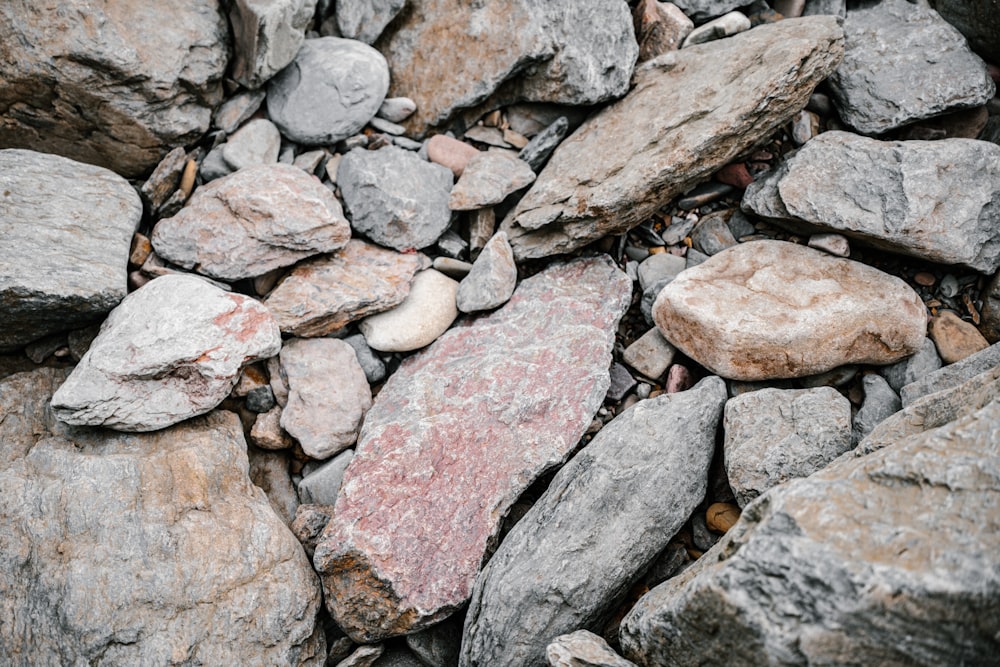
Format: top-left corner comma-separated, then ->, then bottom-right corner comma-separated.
715,162 -> 753,189
665,364 -> 694,393
427,135 -> 480,177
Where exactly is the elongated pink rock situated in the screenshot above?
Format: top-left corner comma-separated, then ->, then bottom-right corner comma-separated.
313,256 -> 632,642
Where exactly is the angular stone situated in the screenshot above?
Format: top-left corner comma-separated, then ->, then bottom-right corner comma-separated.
358,269 -> 460,352
291,504 -> 334,560
623,328 -> 676,380
637,253 -> 687,292
344,333 -> 387,385
852,373 -> 901,446
931,0 -> 1000,64
827,0 -> 995,135
901,341 -> 1000,406
214,89 -> 267,134
456,232 -> 517,313
51,275 -> 281,432
449,152 -> 536,211
251,406 -> 294,450
141,147 -> 188,212
689,210 -> 737,255
742,132 -> 1000,272
249,447 -> 299,525
222,118 -> 282,171
653,241 -> 927,381
427,135 -> 480,178
339,146 -> 455,251
264,240 -> 427,337
670,0 -> 746,23
681,11 -> 750,48
880,336 -> 942,394
0,149 -> 142,350
547,630 -> 637,667
500,17 -> 845,260
462,377 -> 726,667
151,163 -> 349,281
314,257 -> 631,641
929,310 -> 989,364
405,618 -> 462,667
279,338 -> 373,460
518,117 -> 569,172
0,369 -> 324,665
338,0 -> 406,44
229,0 -> 316,89
633,0 -> 693,62
298,449 -> 355,505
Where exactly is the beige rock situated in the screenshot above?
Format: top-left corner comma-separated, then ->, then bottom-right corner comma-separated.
929,310 -> 989,364
359,269 -> 460,352
448,151 -> 536,211
427,135 -> 480,177
252,406 -> 294,450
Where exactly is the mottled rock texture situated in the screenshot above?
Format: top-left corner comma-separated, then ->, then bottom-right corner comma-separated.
547,630 -> 637,667
229,0 -> 316,89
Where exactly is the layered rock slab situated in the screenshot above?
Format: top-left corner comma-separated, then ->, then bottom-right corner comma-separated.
652,241 -> 927,381
313,257 -> 632,642
500,17 -> 845,260
0,368 -> 324,666
461,377 -> 727,667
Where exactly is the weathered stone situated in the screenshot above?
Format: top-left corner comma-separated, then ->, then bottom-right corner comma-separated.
518,117 -> 569,172
252,406 -> 294,450
633,0 -> 693,62
405,618 -> 462,667
931,0 -> 1000,64
339,146 -> 455,251
291,504 -> 334,560
623,329 -> 676,380
378,97 -> 417,123
267,37 -> 390,145
427,135 -> 480,178
456,232 -> 517,313
151,163 -> 350,281
214,89 -> 267,134
462,377 -> 725,667
742,132 -> 1000,272
653,241 -> 926,381
981,270 -> 1000,343
807,232 -> 850,257
0,149 -> 142,350
337,644 -> 385,667
547,630 -> 637,667
606,362 -> 638,402
201,145 -> 233,182
803,0 -> 844,17
314,257 -> 631,641
337,0 -> 406,44
501,17 -> 845,259
298,449 -> 355,506
51,274 -> 281,432
141,147 -> 187,211
637,253 -> 687,292
827,0 -> 995,135
705,502 -> 741,534
0,369 -> 324,665
229,0 -> 316,89
249,447 -> 299,526
901,341 -> 1000,406
222,118 -> 282,170
723,387 -> 852,507
689,210 -> 737,255
449,152 -> 536,211
670,0 -> 745,23
344,334 -> 387,385
681,11 -> 751,48
358,269 -> 460,352
852,373 -> 901,446
929,310 -> 989,364
0,1 -> 228,178
880,337 -> 942,394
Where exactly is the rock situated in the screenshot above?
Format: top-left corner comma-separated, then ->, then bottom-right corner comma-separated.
461,377 -> 726,667
228,0 -> 316,89
337,644 -> 385,667
807,232 -> 850,257
267,37 -> 390,145
681,11 -> 751,48
339,146 -> 455,251
928,310 -> 990,364
214,89 -> 268,134
665,363 -> 694,393
640,279 -> 671,325
930,0 -> 1000,64
249,447 -> 299,526
456,232 -> 517,313
705,502 -> 741,534
689,211 -> 737,255
251,406 -> 294,450
547,630 -> 637,667
741,132 -> 1000,273
291,504 -> 334,560
518,117 -> 570,172
449,152 -> 536,210
637,253 -> 687,292
790,109 -> 819,145
427,135 -> 481,178
623,329 -> 677,380
827,0 -> 995,135
264,240 -> 428,337
222,118 -> 282,170
279,338 -> 372,460
501,17 -> 845,260
633,0 -> 693,62
773,0 -> 805,18
201,145 -> 234,182
980,270 -> 1000,343
0,1 -> 228,178
298,449 -> 355,506
433,257 -> 474,279
714,162 -> 753,189
901,341 -> 1000,406
141,147 -> 188,212
337,0 -> 406,44
723,387 -> 852,507
852,373 -> 901,446
879,337 -> 942,394
0,149 -> 142,351
621,392 -> 1000,667
653,241 -> 927,381
151,164 -> 350,281
606,362 -> 637,402
670,0 -> 745,23
405,618 -> 462,667
51,275 -> 281,432
344,334 -> 387,384
803,0 -> 844,17
247,385 -> 277,413
358,269 -> 460,352
378,97 -> 418,123
314,257 -> 631,642
0,369 -> 324,665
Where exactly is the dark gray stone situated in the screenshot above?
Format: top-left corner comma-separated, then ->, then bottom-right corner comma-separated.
879,337 -> 943,394
802,0 -> 844,18
344,334 -> 387,384
930,0 -> 1000,65
606,362 -> 637,402
405,616 -> 462,667
851,374 -> 901,446
298,449 -> 355,505
456,232 -> 517,313
901,341 -> 1000,406
518,117 -> 569,172
670,0 -> 747,23
689,211 -> 737,256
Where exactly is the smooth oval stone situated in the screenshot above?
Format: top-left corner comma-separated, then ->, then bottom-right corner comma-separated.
359,269 -> 459,352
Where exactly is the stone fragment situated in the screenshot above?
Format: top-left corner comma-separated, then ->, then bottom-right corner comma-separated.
981,270 -> 1000,343
665,364 -> 694,393
370,117 -> 405,135
705,502 -> 740,533
279,338 -> 373,460
637,252 -> 687,292
547,630 -> 637,667
405,618 -> 462,667
336,644 -> 384,667
606,362 -> 637,402
901,341 -> 1000,406
633,0 -> 693,62
742,132 -> 1000,272
434,257 -> 473,280
359,269 -> 460,352
714,162 -> 753,189
251,406 -> 294,450
518,117 -> 569,172
229,0 -> 316,89
427,135 -> 480,178
803,0 -> 844,17
807,232 -> 850,257
681,11 -> 751,48
790,109 -> 819,145
827,0 -> 995,135
378,97 -> 417,123
339,146 -> 455,251
141,147 -> 187,212
880,337 -> 942,393
623,329 -> 676,381
51,275 -> 281,432
501,17 -> 845,259
461,377 -> 726,667
0,1 -> 228,178
456,232 -> 517,313
0,149 -> 142,350
852,373 -> 901,446
298,449 -> 355,505
267,37 -> 390,145
931,0 -> 1000,64
291,504 -> 334,560
344,334 -> 387,384
689,211 -> 737,255
249,447 -> 299,525
670,0 -> 745,23
773,0 -> 805,18
222,118 -> 282,170
463,125 -> 511,148
337,0 -> 405,44
0,369 -> 324,665
314,257 -> 631,641
201,145 -> 233,182
294,149 -> 327,174
653,241 -> 926,381
449,152 -> 536,210
214,89 -> 267,134
929,310 -> 989,364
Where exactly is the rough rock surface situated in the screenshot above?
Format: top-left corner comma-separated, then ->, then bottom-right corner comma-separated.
449,151 -> 536,211
461,377 -> 726,667
298,450 -> 355,506
358,269 -> 460,352
51,275 -> 281,432
338,0 -> 407,44
221,118 -> 281,170
633,0 -> 693,62
547,630 -> 637,667
0,1 -> 228,178
652,241 -> 927,381
456,232 -> 517,313
852,374 -> 901,446
229,0 -> 316,89
931,0 -> 1000,64
901,341 -> 1000,407
0,368 -> 324,665
742,132 -> 1000,273
152,164 -> 351,281
928,310 -> 990,364
0,149 -> 142,351
314,257 -> 631,642
670,0 -> 746,23
880,337 -> 942,394
500,17 -> 845,259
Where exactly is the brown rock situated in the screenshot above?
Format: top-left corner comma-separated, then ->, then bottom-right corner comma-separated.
633,0 -> 693,62
705,502 -> 741,533
251,406 -> 294,450
291,504 -> 335,560
140,147 -> 187,210
929,310 -> 989,364
427,135 -> 480,178
715,162 -> 753,189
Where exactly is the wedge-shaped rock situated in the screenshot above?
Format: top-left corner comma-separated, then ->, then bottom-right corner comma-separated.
461,377 -> 726,667
313,257 -> 632,642
742,132 -> 1000,273
500,17 -> 844,260
621,394 -> 1000,667
228,0 -> 316,89
51,274 -> 281,432
449,152 -> 536,211
652,241 -> 926,381
1,369 -> 324,665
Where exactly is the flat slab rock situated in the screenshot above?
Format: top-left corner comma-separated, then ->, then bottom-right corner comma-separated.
652,240 -> 927,381
742,131 -> 1000,273
313,256 -> 632,642
500,17 -> 845,260
51,274 -> 281,432
0,149 -> 142,351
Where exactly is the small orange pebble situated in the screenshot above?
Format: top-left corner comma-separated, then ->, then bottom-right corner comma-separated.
706,502 -> 741,534
913,271 -> 936,287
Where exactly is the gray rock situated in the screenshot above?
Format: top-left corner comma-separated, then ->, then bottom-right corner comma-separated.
827,0 -> 995,135
547,630 -> 637,667
449,152 -> 536,210
681,11 -> 751,48
298,449 -> 355,505
852,374 -> 902,446
405,617 -> 462,667
229,0 -> 317,89
344,334 -> 387,384
0,149 -> 142,351
336,644 -> 385,667
742,132 -> 1000,272
456,232 -> 518,313
214,89 -> 268,134
267,37 -> 390,145
980,270 -> 1000,343
518,117 -> 569,172
501,17 -> 845,259
433,257 -> 474,279
378,96 -> 418,123
606,362 -> 637,402
670,0 -> 746,23
879,337 -> 942,394
931,0 -> 1000,63
359,269 -> 460,352
51,274 -> 282,432
637,253 -> 686,292
802,0 -> 844,18
373,647 -> 425,667
291,503 -> 334,560
337,0 -> 406,44
901,341 -> 1000,406
369,117 -> 405,135
689,211 -> 737,255
201,145 -> 234,182
661,217 -> 697,246
807,232 -> 850,257
247,385 -> 277,413
623,328 -> 677,380
339,146 -> 455,251
0,1 -> 228,178
0,369 -> 324,665
461,377 -> 727,667
640,279 -> 671,326
249,447 -> 299,526
222,118 -> 282,170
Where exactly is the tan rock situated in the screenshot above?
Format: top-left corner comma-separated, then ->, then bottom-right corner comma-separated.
427,135 -> 480,178
705,502 -> 740,533
632,0 -> 693,62
929,310 -> 989,364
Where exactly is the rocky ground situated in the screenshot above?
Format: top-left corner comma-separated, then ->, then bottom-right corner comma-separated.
2,0 -> 999,665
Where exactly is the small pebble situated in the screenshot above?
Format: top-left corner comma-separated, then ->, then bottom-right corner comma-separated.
705,503 -> 741,534
913,271 -> 936,287
370,117 -> 406,135
129,233 -> 153,267
377,96 -> 417,123
715,162 -> 753,189
791,109 -> 820,145
432,256 -> 473,279
623,328 -> 676,380
221,118 -> 281,171
427,135 -> 480,177
928,310 -> 989,364
665,364 -> 694,393
807,232 -> 850,257
606,362 -> 638,402
464,125 -> 510,148
359,269 -> 460,352
690,211 -> 737,256
682,11 -> 751,48
939,274 -> 959,298
676,182 -> 736,210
